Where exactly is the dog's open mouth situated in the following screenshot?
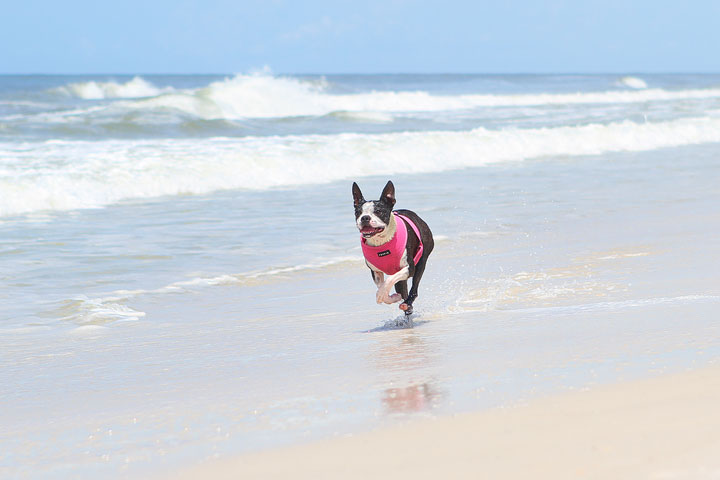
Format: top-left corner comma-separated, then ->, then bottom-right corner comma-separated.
360,226 -> 384,238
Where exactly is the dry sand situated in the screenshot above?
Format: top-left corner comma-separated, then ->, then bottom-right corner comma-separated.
169,365 -> 720,480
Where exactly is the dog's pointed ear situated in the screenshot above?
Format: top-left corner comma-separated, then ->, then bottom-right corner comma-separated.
380,180 -> 396,207
352,182 -> 365,207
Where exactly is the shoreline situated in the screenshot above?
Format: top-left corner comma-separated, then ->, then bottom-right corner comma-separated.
168,364 -> 720,480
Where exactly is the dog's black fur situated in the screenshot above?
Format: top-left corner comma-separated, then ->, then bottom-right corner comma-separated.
352,181 -> 434,315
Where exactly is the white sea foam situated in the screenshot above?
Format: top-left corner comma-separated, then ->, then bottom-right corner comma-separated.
76,73 -> 720,120
458,268 -> 624,313
618,76 -> 649,89
3,115 -> 720,217
55,77 -> 169,99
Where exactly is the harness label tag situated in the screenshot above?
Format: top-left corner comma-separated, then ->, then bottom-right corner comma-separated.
377,250 -> 391,257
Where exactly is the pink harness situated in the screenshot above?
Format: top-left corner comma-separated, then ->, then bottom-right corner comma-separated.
361,212 -> 424,275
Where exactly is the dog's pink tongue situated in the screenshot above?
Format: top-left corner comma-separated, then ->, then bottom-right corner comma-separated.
360,226 -> 376,234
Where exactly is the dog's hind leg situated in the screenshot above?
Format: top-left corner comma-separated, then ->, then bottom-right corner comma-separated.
394,280 -> 408,302
390,280 -> 408,305
400,257 -> 428,314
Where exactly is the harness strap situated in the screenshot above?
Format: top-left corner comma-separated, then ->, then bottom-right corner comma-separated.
395,213 -> 424,265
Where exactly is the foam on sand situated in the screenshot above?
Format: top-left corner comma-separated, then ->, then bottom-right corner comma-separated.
43,256 -> 362,327
49,295 -> 146,326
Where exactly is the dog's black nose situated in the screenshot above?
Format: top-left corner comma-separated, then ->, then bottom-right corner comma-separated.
360,215 -> 371,224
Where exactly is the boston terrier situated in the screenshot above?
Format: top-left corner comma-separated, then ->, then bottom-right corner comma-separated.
352,180 -> 434,316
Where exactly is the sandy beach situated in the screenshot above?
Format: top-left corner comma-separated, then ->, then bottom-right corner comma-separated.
171,365 -> 720,480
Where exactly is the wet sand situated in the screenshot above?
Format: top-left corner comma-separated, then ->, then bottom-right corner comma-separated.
169,364 -> 720,480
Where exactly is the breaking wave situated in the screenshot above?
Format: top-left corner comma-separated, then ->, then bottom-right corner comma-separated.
3,115 -> 720,217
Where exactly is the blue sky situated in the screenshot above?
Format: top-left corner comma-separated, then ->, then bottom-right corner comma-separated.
3,0 -> 719,74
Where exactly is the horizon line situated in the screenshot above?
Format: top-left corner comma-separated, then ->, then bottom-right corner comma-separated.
2,71 -> 720,76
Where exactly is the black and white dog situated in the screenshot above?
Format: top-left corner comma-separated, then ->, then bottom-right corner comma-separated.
352,181 -> 434,315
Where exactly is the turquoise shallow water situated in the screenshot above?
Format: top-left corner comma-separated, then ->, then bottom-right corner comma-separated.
2,74 -> 720,478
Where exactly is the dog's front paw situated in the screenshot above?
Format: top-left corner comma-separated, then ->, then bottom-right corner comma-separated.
377,288 -> 397,304
376,289 -> 388,304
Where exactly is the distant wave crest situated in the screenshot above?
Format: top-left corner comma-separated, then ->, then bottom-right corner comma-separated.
54,76 -> 169,99
123,75 -> 720,119
617,76 -> 649,89
48,73 -> 720,120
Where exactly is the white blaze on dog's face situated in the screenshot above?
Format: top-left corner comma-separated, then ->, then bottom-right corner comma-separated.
352,180 -> 397,240
356,201 -> 387,237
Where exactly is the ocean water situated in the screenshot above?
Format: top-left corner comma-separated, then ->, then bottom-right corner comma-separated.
2,73 -> 720,478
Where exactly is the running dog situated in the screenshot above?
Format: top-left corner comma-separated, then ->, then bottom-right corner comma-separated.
352,181 -> 434,315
